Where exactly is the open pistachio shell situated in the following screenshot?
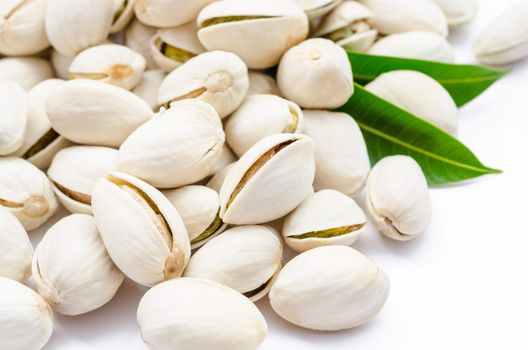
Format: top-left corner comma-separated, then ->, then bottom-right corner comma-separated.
125,19 -> 158,70
219,133 -> 316,225
0,57 -> 53,90
0,81 -> 27,156
134,0 -> 214,28
111,0 -> 135,33
0,209 -> 33,283
92,171 -> 191,287
0,157 -> 58,231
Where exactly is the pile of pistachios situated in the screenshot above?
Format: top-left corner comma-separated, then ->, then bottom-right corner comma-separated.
0,0 -> 525,349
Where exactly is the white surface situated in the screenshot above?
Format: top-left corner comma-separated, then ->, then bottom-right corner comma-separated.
27,0 -> 528,349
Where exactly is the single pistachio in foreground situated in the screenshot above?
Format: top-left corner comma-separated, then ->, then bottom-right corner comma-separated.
0,209 -> 33,283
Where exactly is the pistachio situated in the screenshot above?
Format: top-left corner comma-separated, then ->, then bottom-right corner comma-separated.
125,19 -> 158,69
0,57 -> 53,90
0,209 -> 33,283
433,0 -> 478,28
111,0 -> 134,33
134,0 -> 214,28
0,81 -> 27,156
247,71 -> 281,96
50,49 -> 74,79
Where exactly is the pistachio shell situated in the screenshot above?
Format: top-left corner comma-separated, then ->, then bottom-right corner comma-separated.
118,99 -> 225,188
111,0 -> 135,33
0,157 -> 58,231
197,0 -> 309,69
32,214 -> 124,316
184,225 -> 283,302
369,31 -> 455,63
294,0 -> 343,19
219,133 -> 316,225
302,110 -> 370,196
48,146 -> 118,214
0,0 -> 49,56
46,79 -> 153,147
365,70 -> 458,135
125,19 -> 158,69
433,0 -> 478,27
207,162 -> 236,193
50,49 -> 74,79
366,155 -> 432,241
0,277 -> 53,350
158,50 -> 249,119
134,0 -> 214,28
92,171 -> 191,287
0,81 -> 27,156
164,185 -> 227,249
209,144 -> 237,176
225,94 -> 304,157
247,71 -> 281,96
277,38 -> 353,109
283,189 -> 366,252
269,246 -> 390,331
137,278 -> 267,350
132,69 -> 166,110
0,57 -> 53,90
0,209 -> 33,283
69,44 -> 147,90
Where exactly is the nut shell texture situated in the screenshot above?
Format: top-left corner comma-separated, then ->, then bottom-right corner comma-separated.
433,0 -> 478,27
0,57 -> 53,90
0,81 -> 27,155
134,0 -> 214,28
0,209 -> 33,283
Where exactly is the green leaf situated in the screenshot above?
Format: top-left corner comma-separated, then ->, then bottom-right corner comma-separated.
336,84 -> 501,185
347,51 -> 508,107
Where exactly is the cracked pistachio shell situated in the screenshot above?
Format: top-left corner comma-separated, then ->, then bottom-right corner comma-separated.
92,171 -> 191,287
294,0 -> 343,19
366,155 -> 432,241
45,0 -> 114,56
277,38 -> 353,109
282,190 -> 366,253
118,99 -> 225,188
150,22 -> 206,73
184,225 -> 283,302
159,51 -> 249,119
111,0 -> 135,33
0,277 -> 53,350
46,79 -> 153,147
125,19 -> 158,69
219,133 -> 316,225
0,57 -> 53,90
12,79 -> 71,169
473,2 -> 528,66
247,71 -> 281,96
69,44 -> 147,90
0,209 -> 33,283
365,70 -> 458,135
138,278 -> 267,350
314,1 -> 377,52
207,162 -> 236,193
270,246 -> 390,331
134,0 -> 214,28
369,31 -> 455,63
32,214 -> 124,316
358,0 -> 448,37
197,0 -> 309,69
48,146 -> 118,215
302,110 -> 370,196
0,0 -> 49,56
132,69 -> 166,110
164,185 -> 227,249
51,49 -> 74,79
0,81 -> 27,156
433,0 -> 478,28
225,94 -> 304,157
0,157 -> 58,231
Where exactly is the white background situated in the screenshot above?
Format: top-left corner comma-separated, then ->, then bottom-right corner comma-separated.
29,0 -> 528,349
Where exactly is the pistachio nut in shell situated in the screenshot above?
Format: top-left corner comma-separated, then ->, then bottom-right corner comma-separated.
46,79 -> 153,147
69,44 -> 147,90
0,81 -> 27,156
277,38 -> 353,109
0,277 -> 53,350
247,71 -> 281,96
92,171 -> 191,287
111,0 -> 135,33
0,0 -> 49,56
48,146 -> 118,214
0,57 -> 53,90
150,22 -> 206,73
358,0 -> 448,37
219,133 -> 316,225
366,155 -> 432,241
302,110 -> 370,196
118,99 -> 225,188
365,70 -> 458,135
282,190 -> 367,253
369,31 -> 455,64
137,278 -> 267,350
184,225 -> 283,302
164,185 -> 227,249
50,49 -> 74,80
473,2 -> 528,66
0,209 -> 33,283
207,162 -> 236,193
314,1 -> 378,52
13,79 -> 71,169
270,245 -> 390,331
197,0 -> 309,69
132,69 -> 166,110
225,94 -> 303,157
0,157 -> 58,231
125,19 -> 158,69
294,0 -> 343,19
433,0 -> 478,28
45,0 -> 114,56
134,0 -> 214,28
158,50 -> 249,119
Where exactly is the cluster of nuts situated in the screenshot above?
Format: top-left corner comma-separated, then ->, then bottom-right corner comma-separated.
0,0 -> 515,349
